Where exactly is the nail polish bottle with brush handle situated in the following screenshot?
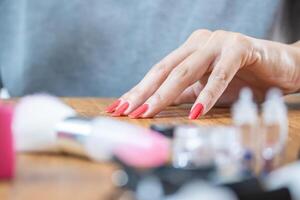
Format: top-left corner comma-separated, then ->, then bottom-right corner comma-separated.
12,94 -> 170,168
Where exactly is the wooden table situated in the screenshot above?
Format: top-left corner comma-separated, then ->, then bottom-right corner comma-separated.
0,96 -> 300,200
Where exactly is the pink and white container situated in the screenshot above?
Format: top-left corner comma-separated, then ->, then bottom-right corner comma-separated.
0,103 -> 15,180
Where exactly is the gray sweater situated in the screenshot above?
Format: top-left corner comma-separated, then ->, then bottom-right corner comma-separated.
0,0 -> 299,97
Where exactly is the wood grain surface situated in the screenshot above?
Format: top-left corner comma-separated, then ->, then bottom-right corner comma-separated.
0,96 -> 300,200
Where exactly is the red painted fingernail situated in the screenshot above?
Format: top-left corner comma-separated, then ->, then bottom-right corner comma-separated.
188,103 -> 204,120
106,99 -> 121,113
112,102 -> 129,117
129,104 -> 149,119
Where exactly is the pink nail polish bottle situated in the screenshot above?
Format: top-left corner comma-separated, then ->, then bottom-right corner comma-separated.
0,103 -> 15,180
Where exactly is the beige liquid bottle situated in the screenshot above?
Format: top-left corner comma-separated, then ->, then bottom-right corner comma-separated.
232,88 -> 259,176
261,88 -> 288,174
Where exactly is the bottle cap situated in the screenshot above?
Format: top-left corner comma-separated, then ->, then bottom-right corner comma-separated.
232,88 -> 258,125
150,124 -> 175,138
262,88 -> 287,124
173,125 -> 214,169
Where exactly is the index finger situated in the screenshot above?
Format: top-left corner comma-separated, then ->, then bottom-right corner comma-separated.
140,48 -> 216,118
189,50 -> 242,119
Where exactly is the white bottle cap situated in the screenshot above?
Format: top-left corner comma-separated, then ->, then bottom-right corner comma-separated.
232,88 -> 258,125
262,88 -> 287,125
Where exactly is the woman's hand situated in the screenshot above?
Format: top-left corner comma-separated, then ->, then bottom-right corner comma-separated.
106,30 -> 300,119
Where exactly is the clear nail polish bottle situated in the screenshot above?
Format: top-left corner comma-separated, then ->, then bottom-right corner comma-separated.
261,88 -> 288,174
211,126 -> 243,183
172,125 -> 214,169
231,88 -> 259,175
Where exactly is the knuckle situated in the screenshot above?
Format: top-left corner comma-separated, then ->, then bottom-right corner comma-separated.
171,66 -> 192,83
202,88 -> 218,110
149,61 -> 169,77
204,89 -> 215,103
210,30 -> 229,42
122,87 -> 135,99
126,85 -> 150,101
232,32 -> 245,42
231,33 -> 251,48
213,69 -> 229,85
190,29 -> 212,39
125,87 -> 142,100
229,33 -> 252,59
150,93 -> 164,105
131,86 -> 143,95
154,61 -> 170,77
213,30 -> 227,37
186,29 -> 212,48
